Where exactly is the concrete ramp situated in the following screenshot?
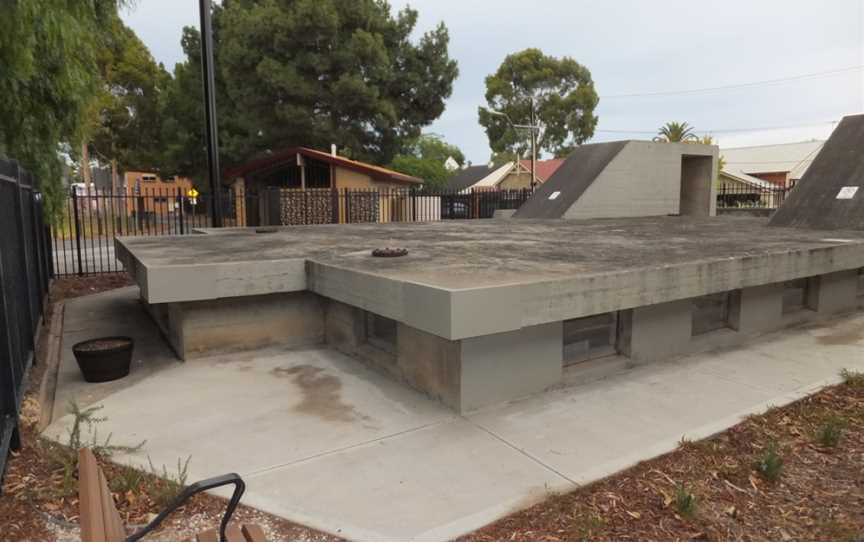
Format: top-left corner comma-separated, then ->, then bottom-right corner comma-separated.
513,141 -> 627,218
514,140 -> 717,219
769,114 -> 864,230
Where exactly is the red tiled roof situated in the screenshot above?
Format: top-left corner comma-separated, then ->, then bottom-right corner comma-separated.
224,147 -> 422,184
517,159 -> 565,182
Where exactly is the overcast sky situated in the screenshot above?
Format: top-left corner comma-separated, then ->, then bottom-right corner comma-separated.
121,0 -> 864,164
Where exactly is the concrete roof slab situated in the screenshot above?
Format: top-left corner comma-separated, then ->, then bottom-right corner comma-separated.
117,217 -> 864,339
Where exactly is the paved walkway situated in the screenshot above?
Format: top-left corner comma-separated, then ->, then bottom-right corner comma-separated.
46,287 -> 864,542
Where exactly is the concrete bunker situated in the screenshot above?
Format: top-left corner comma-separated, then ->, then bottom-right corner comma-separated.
514,140 -> 718,220
117,218 -> 864,414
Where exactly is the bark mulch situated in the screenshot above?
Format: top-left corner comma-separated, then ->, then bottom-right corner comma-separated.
460,372 -> 864,542
0,275 -> 344,541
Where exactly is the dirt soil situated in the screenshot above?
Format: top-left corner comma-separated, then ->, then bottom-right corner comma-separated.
0,275 -> 344,541
460,373 -> 864,542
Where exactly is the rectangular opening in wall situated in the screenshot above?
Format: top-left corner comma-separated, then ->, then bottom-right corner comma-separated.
364,311 -> 397,353
782,277 -> 815,314
563,312 -> 618,366
691,291 -> 734,336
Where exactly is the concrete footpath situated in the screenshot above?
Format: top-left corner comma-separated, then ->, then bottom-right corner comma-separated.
46,287 -> 864,542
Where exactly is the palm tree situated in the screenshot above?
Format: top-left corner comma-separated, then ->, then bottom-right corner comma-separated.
653,121 -> 699,143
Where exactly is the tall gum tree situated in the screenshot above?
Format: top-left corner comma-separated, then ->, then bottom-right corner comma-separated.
478,48 -> 599,160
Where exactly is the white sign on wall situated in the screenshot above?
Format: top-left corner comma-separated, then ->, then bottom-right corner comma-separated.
836,186 -> 859,199
548,191 -> 561,200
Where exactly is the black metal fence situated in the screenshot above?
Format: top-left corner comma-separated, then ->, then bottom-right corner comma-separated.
716,181 -> 795,209
51,186 -> 532,276
0,157 -> 52,487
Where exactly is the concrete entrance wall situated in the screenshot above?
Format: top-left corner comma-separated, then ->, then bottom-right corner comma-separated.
323,299 -> 562,412
145,291 -> 325,359
142,269 -> 864,412
615,271 -> 863,365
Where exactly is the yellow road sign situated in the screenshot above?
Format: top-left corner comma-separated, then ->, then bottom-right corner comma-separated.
187,188 -> 200,198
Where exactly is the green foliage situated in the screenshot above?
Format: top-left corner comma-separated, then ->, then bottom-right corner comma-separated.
815,415 -> 846,448
478,48 -> 598,158
47,401 -> 145,496
388,134 -> 465,188
109,464 -> 148,494
0,1 -> 129,220
653,121 -> 699,143
88,16 -> 171,173
163,0 -> 458,176
840,368 -> 864,389
755,441 -> 784,482
389,155 -> 447,188
673,483 -> 697,518
146,455 -> 192,508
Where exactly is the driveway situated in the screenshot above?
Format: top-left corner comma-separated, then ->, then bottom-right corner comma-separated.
46,287 -> 864,541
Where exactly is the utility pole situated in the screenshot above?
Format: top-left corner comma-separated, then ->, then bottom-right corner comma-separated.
484,100 -> 540,190
199,0 -> 223,227
529,96 -> 537,190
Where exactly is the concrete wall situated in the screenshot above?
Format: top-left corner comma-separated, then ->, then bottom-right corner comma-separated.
563,141 -> 717,220
613,272 -> 863,365
146,291 -> 325,360
717,208 -> 774,218
324,300 -> 561,412
680,155 -> 716,217
460,322 -> 562,412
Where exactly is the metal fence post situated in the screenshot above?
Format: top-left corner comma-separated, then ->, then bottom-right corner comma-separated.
71,188 -> 84,276
177,188 -> 185,235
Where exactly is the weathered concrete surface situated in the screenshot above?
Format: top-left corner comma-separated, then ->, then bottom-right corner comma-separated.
117,217 -> 864,342
147,291 -> 325,359
52,287 -> 180,421
515,141 -> 717,220
770,113 -> 864,230
46,288 -> 864,542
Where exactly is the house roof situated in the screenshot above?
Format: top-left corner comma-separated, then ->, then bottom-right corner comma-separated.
224,147 -> 422,184
720,140 -> 825,182
515,159 -> 566,182
718,169 -> 775,189
444,163 -> 513,191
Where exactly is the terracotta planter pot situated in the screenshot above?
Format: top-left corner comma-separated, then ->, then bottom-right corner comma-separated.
72,336 -> 134,383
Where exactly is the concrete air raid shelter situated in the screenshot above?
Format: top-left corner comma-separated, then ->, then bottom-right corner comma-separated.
769,114 -> 864,230
514,140 -> 717,219
117,136 -> 864,414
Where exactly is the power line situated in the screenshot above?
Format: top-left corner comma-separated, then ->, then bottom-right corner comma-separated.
596,120 -> 839,135
601,65 -> 864,99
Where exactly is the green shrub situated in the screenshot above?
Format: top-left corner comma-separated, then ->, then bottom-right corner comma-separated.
674,483 -> 697,518
46,402 -> 145,496
815,415 -> 846,448
145,455 -> 192,508
755,442 -> 783,482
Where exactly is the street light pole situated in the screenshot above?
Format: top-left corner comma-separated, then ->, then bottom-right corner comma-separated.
485,102 -> 540,190
199,0 -> 223,227
529,97 -> 537,190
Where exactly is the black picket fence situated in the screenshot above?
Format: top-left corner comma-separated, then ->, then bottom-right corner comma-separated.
716,181 -> 795,209
50,186 -> 533,276
0,157 -> 52,488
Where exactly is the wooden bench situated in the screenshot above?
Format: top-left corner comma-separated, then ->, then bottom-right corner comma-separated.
78,448 -> 267,542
